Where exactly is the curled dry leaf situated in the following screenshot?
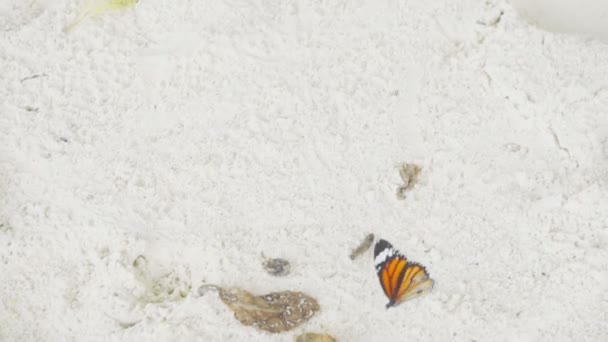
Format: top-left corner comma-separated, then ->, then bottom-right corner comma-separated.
199,285 -> 320,333
396,163 -> 422,199
296,332 -> 337,342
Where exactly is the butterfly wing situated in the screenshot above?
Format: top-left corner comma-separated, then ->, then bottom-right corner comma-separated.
379,257 -> 408,305
393,263 -> 434,303
374,239 -> 434,308
374,239 -> 407,306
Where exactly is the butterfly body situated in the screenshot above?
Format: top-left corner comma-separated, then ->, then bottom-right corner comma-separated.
374,239 -> 434,308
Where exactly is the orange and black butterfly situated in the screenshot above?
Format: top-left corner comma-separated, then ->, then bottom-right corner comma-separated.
374,239 -> 434,308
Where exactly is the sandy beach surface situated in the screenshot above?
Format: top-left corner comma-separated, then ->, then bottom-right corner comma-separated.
1,0 -> 607,341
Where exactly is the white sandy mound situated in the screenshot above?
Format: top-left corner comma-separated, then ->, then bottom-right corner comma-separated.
512,0 -> 608,41
1,0 -> 607,341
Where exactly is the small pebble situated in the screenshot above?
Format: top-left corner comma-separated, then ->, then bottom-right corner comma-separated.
263,258 -> 291,276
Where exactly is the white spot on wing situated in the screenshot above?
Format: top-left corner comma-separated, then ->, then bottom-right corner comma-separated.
374,248 -> 395,267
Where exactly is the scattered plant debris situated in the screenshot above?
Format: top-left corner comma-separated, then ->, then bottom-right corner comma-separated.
63,0 -> 139,33
396,163 -> 422,199
296,332 -> 337,342
20,74 -> 47,83
0,222 -> 13,233
198,285 -> 319,333
349,233 -> 374,260
114,317 -> 141,329
262,255 -> 291,276
132,256 -> 192,304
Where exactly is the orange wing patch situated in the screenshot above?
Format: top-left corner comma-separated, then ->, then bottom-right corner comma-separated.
381,268 -> 392,298
379,258 -> 407,298
394,264 -> 434,304
390,259 -> 406,297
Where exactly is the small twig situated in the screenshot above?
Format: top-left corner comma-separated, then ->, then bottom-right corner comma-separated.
349,233 -> 375,260
20,74 -> 47,83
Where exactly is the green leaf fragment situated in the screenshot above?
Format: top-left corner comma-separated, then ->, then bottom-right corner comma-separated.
63,0 -> 139,33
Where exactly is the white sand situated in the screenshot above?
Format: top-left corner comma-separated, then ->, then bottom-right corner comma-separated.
1,0 -> 607,341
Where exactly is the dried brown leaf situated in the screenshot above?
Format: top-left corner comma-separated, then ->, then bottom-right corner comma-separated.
201,285 -> 320,333
396,163 -> 422,199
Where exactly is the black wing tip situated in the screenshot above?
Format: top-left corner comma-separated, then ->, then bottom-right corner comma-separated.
374,239 -> 392,256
